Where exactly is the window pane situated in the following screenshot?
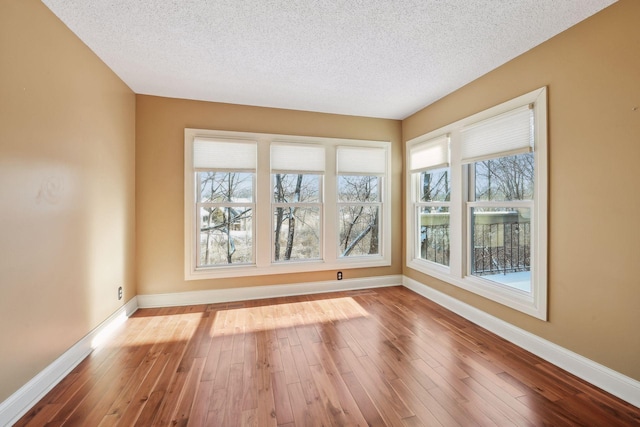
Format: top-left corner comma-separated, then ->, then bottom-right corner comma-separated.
418,207 -> 450,266
474,152 -> 534,201
200,206 -> 253,266
338,205 -> 379,257
471,207 -> 531,292
419,168 -> 450,202
338,176 -> 379,202
199,172 -> 253,203
273,174 -> 321,203
273,207 -> 320,261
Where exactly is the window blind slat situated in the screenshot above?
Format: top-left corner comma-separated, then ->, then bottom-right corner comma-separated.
461,104 -> 533,164
409,135 -> 449,173
193,138 -> 256,170
337,147 -> 386,174
271,144 -> 325,172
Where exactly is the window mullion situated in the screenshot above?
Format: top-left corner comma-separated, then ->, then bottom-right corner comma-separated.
272,202 -> 322,208
195,202 -> 202,271
324,146 -> 337,262
449,130 -> 464,278
468,200 -> 533,208
255,139 -> 271,268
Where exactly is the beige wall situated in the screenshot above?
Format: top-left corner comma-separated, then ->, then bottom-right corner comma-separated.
136,96 -> 403,295
403,0 -> 640,381
0,0 -> 136,401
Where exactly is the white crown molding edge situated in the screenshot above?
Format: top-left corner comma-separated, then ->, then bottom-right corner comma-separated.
136,274 -> 402,308
0,297 -> 139,427
402,276 -> 640,409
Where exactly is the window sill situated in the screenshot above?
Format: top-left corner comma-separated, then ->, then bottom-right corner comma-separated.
407,258 -> 546,320
186,257 -> 391,281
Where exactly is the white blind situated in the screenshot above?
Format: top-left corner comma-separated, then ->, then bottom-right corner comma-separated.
193,138 -> 256,170
461,104 -> 534,164
409,134 -> 449,173
271,144 -> 325,173
337,146 -> 386,174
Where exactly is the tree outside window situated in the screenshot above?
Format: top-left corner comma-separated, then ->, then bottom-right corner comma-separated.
338,175 -> 381,257
272,173 -> 321,261
198,171 -> 254,266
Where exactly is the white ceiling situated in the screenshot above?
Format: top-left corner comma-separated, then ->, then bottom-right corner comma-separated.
42,0 -> 616,120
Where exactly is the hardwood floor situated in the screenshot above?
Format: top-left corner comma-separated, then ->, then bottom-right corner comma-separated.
15,286 -> 640,426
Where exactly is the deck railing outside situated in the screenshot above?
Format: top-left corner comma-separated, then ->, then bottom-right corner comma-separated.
420,224 -> 450,266
420,219 -> 530,276
472,222 -> 530,275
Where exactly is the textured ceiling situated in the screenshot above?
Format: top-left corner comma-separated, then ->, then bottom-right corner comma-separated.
42,0 -> 616,119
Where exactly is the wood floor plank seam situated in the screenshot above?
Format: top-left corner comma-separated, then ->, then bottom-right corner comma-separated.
14,286 -> 640,427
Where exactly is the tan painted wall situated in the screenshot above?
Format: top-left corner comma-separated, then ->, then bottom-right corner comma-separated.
136,96 -> 402,295
403,0 -> 640,381
0,0 -> 136,401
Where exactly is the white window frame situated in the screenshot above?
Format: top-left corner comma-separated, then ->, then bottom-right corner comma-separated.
185,129 -> 391,280
405,87 -> 548,320
336,146 -> 387,259
187,137 -> 258,273
270,143 -> 325,263
409,135 -> 451,270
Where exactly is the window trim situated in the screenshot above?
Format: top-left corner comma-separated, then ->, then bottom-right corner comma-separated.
405,87 -> 548,320
185,129 -> 391,280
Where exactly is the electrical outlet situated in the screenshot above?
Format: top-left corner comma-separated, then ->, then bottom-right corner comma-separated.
337,271 -> 343,280
118,286 -> 123,300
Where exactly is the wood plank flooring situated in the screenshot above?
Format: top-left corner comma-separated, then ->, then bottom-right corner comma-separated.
15,286 -> 640,426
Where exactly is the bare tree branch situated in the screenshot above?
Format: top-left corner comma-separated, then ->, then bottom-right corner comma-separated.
341,223 -> 373,257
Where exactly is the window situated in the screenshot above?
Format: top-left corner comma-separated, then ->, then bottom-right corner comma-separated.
271,144 -> 324,262
462,105 -> 535,292
185,130 -> 391,280
468,152 -> 534,292
336,147 -> 386,258
193,139 -> 256,268
409,135 -> 450,267
406,87 -> 547,319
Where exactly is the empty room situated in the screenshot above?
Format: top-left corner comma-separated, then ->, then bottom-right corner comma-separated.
1,0 -> 639,425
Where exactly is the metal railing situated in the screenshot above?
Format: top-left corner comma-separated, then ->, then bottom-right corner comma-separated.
420,221 -> 530,274
420,224 -> 450,265
472,222 -> 530,275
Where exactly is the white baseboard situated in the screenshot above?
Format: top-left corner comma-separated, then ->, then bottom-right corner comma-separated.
137,274 -> 402,308
403,276 -> 640,409
0,297 -> 139,427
